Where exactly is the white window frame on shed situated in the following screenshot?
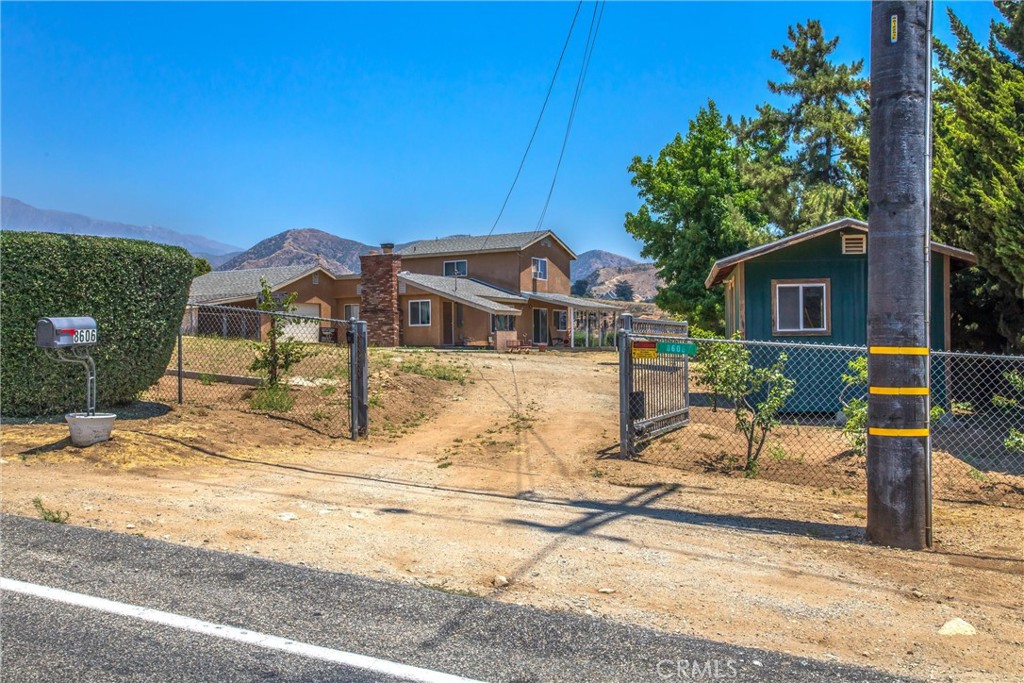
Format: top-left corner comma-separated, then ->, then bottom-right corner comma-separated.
771,279 -> 830,336
409,300 -> 432,327
443,260 -> 468,277
532,257 -> 548,281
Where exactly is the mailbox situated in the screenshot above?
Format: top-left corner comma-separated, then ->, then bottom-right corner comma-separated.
36,317 -> 98,348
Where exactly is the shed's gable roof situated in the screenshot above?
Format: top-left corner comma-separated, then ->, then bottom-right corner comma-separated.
398,230 -> 576,259
704,217 -> 978,288
189,264 -> 348,304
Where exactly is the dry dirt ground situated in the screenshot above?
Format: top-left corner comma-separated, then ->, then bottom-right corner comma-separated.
3,349 -> 1022,682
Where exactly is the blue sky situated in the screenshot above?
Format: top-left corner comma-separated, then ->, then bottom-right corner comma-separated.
1,1 -> 1001,259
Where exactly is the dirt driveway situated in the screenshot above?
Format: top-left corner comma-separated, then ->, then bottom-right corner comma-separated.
3,349 -> 1022,681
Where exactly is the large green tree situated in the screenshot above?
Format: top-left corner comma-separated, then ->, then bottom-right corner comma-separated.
625,101 -> 765,330
933,2 -> 1024,351
738,20 -> 869,235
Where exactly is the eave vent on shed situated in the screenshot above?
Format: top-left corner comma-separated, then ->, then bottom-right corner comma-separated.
842,233 -> 867,255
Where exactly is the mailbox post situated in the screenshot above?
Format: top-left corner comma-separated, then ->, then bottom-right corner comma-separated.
36,316 -> 115,446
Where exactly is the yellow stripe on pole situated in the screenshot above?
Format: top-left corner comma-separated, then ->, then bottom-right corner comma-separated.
869,386 -> 929,395
868,427 -> 930,437
869,346 -> 929,355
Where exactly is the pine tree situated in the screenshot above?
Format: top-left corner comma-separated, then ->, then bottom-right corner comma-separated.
740,20 -> 869,235
933,3 -> 1024,351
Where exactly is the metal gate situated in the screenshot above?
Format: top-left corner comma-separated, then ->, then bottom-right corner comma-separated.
618,314 -> 692,458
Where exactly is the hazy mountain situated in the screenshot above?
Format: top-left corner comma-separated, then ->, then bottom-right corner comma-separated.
1,197 -> 240,257
217,229 -> 375,274
570,249 -> 640,282
584,263 -> 663,302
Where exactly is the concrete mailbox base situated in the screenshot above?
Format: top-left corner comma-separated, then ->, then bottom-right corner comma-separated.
65,412 -> 116,447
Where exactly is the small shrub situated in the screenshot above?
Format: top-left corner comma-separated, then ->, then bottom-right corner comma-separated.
249,385 -> 295,412
33,497 -> 69,524
397,358 -> 466,383
198,373 -> 216,386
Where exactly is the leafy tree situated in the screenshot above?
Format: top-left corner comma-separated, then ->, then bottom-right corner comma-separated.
613,280 -> 635,301
625,101 -> 765,331
695,342 -> 796,476
738,20 -> 869,234
571,279 -> 592,297
933,3 -> 1024,352
193,257 -> 212,278
250,278 -> 315,387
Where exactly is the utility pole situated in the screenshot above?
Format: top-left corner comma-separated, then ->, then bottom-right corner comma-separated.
866,1 -> 933,549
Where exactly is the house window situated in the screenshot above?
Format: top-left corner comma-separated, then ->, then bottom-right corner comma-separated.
312,272 -> 320,285
772,279 -> 830,335
554,310 -> 568,331
532,257 -> 548,280
409,300 -> 431,327
491,314 -> 516,332
343,304 -> 359,320
443,260 -> 468,277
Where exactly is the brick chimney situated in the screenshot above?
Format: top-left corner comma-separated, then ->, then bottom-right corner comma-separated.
359,244 -> 401,347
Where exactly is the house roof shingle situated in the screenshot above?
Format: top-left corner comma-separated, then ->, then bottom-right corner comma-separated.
398,272 -> 524,315
189,265 -> 317,304
521,292 -> 625,312
398,230 -> 576,259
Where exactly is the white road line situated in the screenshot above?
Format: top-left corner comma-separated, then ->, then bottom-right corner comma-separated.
1,577 -> 486,683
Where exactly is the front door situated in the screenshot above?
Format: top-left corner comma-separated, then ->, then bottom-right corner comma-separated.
443,302 -> 455,345
533,308 -> 549,344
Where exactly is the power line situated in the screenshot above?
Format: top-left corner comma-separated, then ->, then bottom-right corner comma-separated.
535,1 -> 606,231
479,1 -> 585,251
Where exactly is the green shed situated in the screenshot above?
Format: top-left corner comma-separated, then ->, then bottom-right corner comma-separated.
704,217 -> 977,411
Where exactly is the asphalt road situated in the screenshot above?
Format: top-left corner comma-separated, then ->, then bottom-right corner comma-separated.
0,514 -> 910,682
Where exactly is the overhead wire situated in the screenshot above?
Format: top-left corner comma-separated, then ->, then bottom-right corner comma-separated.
535,0 -> 606,232
478,1 -> 585,252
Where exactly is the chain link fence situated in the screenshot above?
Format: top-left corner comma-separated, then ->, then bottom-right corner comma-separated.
143,304 -> 367,438
620,327 -> 1024,506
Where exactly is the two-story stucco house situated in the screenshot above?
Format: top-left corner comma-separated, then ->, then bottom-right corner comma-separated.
188,230 -> 623,349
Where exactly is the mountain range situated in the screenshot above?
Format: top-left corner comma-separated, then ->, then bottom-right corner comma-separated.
1,197 -> 663,300
1,197 -> 240,263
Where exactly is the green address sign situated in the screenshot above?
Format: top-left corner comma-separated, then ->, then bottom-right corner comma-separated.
656,341 -> 698,356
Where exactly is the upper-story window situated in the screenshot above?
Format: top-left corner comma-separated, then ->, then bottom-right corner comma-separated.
443,260 -> 468,277
532,257 -> 548,281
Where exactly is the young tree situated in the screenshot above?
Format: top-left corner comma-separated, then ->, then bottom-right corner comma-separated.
613,280 -> 635,301
250,278 -> 315,387
933,3 -> 1024,351
739,20 -> 869,234
625,101 -> 765,331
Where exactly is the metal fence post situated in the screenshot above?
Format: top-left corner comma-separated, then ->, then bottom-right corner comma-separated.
177,326 -> 184,405
619,313 -> 633,459
349,318 -> 359,439
357,320 -> 369,438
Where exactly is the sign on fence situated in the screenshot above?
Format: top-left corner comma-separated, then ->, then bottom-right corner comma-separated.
319,326 -> 338,344
631,340 -> 657,359
657,341 -> 698,356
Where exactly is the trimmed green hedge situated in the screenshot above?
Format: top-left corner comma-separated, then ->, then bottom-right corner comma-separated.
1,231 -> 193,416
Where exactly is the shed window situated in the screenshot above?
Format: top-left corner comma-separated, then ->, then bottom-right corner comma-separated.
409,300 -> 431,327
532,257 -> 548,281
443,260 -> 468,277
772,280 -> 829,335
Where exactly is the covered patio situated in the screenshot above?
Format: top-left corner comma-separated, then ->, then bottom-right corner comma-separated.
522,292 -> 624,348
